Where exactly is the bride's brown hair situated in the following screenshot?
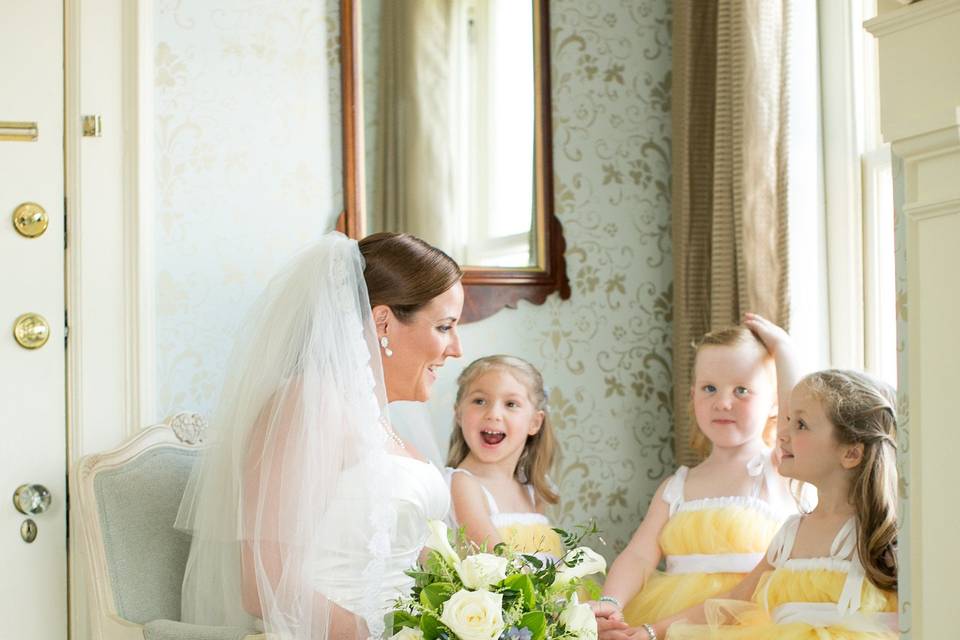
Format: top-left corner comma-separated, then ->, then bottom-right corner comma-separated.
800,369 -> 899,592
359,232 -> 462,322
447,355 -> 559,505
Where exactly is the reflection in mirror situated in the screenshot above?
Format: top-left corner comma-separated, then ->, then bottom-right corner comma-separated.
361,0 -> 538,268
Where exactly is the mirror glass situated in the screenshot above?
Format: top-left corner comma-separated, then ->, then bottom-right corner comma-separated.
360,0 -> 540,268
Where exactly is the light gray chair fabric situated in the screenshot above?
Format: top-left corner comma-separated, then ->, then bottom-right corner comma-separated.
94,446 -> 199,624
75,418 -> 263,640
143,620 -> 252,640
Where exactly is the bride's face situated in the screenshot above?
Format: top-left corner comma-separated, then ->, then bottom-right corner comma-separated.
380,282 -> 465,402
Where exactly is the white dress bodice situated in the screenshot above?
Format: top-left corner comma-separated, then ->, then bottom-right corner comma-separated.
444,466 -> 546,530
311,456 -> 449,620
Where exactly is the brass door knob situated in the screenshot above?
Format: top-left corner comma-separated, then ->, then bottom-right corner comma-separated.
13,484 -> 51,515
13,313 -> 50,349
12,202 -> 48,238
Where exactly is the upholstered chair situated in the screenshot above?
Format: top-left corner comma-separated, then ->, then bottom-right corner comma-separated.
72,413 -> 263,640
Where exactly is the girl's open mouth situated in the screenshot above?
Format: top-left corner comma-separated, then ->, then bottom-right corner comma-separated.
481,430 -> 506,445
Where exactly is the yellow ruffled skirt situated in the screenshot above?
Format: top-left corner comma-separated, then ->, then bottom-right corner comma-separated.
666,568 -> 898,640
668,603 -> 897,640
623,504 -> 782,625
624,571 -> 745,625
498,522 -> 564,559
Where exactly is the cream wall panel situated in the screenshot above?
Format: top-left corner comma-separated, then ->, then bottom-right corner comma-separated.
909,207 -> 960,632
869,0 -> 960,142
868,2 -> 960,636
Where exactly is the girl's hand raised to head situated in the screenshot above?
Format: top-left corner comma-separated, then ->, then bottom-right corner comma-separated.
743,312 -> 791,355
743,312 -> 803,447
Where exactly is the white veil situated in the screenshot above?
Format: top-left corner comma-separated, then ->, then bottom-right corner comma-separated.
176,233 -> 398,639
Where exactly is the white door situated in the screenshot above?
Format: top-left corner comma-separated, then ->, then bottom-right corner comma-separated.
0,1 -> 68,638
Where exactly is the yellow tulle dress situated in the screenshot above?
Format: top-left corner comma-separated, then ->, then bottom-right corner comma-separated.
668,514 -> 899,639
445,467 -> 564,559
623,455 -> 795,625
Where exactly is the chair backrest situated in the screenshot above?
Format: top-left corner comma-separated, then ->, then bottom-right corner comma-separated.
74,413 -> 209,628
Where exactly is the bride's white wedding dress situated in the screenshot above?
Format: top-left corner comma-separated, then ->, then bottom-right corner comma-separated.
313,456 -> 449,617
175,233 -> 449,640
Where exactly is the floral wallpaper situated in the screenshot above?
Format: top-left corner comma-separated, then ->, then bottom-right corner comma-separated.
153,0 -> 673,558
154,0 -> 343,414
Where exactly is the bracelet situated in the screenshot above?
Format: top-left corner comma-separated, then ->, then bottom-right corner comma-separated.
599,595 -> 622,610
640,623 -> 657,640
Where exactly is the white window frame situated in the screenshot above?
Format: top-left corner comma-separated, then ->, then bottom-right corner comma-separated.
814,0 -> 897,384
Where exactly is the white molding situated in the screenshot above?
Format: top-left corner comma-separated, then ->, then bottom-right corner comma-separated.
122,0 -> 157,432
864,0 -> 960,37
67,5 -> 155,634
903,197 -> 960,220
65,0 -> 84,463
891,120 -> 960,158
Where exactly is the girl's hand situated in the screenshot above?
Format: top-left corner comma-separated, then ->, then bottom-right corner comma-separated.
590,600 -> 624,621
743,312 -> 791,355
597,616 -> 632,640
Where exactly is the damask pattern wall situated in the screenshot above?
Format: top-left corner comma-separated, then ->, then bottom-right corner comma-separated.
154,0 -> 344,412
154,0 -> 673,557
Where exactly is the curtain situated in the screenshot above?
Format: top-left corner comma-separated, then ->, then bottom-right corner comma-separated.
671,0 -> 792,465
374,0 -> 458,254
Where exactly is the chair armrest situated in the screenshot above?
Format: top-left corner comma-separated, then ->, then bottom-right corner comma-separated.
143,619 -> 264,640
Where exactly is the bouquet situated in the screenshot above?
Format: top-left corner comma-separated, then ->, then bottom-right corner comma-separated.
387,520 -> 606,640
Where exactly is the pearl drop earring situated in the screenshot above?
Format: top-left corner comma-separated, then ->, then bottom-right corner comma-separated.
379,336 -> 393,357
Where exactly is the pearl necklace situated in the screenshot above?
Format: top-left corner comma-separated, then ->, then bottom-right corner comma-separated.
379,415 -> 406,449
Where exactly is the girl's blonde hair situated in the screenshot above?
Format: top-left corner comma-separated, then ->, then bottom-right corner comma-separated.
690,326 -> 777,456
800,369 -> 898,592
447,355 -> 559,505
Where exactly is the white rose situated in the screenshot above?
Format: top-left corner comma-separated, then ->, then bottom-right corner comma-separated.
560,597 -> 598,640
458,553 -> 508,589
439,589 -> 506,640
389,627 -> 424,640
425,519 -> 461,567
555,547 -> 607,584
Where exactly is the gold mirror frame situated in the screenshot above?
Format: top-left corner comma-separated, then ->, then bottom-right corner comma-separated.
336,0 -> 570,323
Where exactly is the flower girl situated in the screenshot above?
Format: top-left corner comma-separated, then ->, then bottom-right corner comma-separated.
597,316 -> 801,635
446,355 -> 563,558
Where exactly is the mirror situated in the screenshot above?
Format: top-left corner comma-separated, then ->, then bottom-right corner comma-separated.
339,0 -> 570,322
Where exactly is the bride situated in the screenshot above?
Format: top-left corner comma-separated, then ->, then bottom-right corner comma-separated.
175,232 -> 464,640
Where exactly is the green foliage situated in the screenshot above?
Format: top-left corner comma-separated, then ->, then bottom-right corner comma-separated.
420,612 -> 442,640
520,612 -> 547,640
419,583 -> 455,611
501,574 -> 536,609
389,611 -> 420,635
387,520 -> 604,640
